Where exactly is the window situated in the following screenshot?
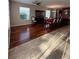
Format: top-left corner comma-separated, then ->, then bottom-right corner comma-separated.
45,10 -> 51,18
19,7 -> 30,20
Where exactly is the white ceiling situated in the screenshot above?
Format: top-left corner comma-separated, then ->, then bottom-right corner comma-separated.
11,0 -> 70,8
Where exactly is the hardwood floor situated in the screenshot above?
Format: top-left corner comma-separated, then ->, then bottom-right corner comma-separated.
9,25 -> 70,59
10,24 -> 68,49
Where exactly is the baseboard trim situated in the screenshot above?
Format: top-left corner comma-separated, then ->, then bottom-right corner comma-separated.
11,23 -> 32,28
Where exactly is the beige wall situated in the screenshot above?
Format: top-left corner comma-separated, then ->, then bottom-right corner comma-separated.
10,1 -> 47,27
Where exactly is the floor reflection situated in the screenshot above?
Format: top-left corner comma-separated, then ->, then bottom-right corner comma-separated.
10,24 -> 69,49
9,26 -> 70,59
20,28 -> 30,42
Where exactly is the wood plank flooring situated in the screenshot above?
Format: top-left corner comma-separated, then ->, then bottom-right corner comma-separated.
9,25 -> 70,59
10,24 -> 67,49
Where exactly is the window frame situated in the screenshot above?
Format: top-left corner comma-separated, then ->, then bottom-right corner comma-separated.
45,10 -> 51,18
19,7 -> 30,20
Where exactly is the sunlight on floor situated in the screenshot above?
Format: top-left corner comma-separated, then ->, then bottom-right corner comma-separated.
9,26 -> 70,59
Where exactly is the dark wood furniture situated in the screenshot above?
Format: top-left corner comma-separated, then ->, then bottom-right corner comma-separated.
35,10 -> 45,24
